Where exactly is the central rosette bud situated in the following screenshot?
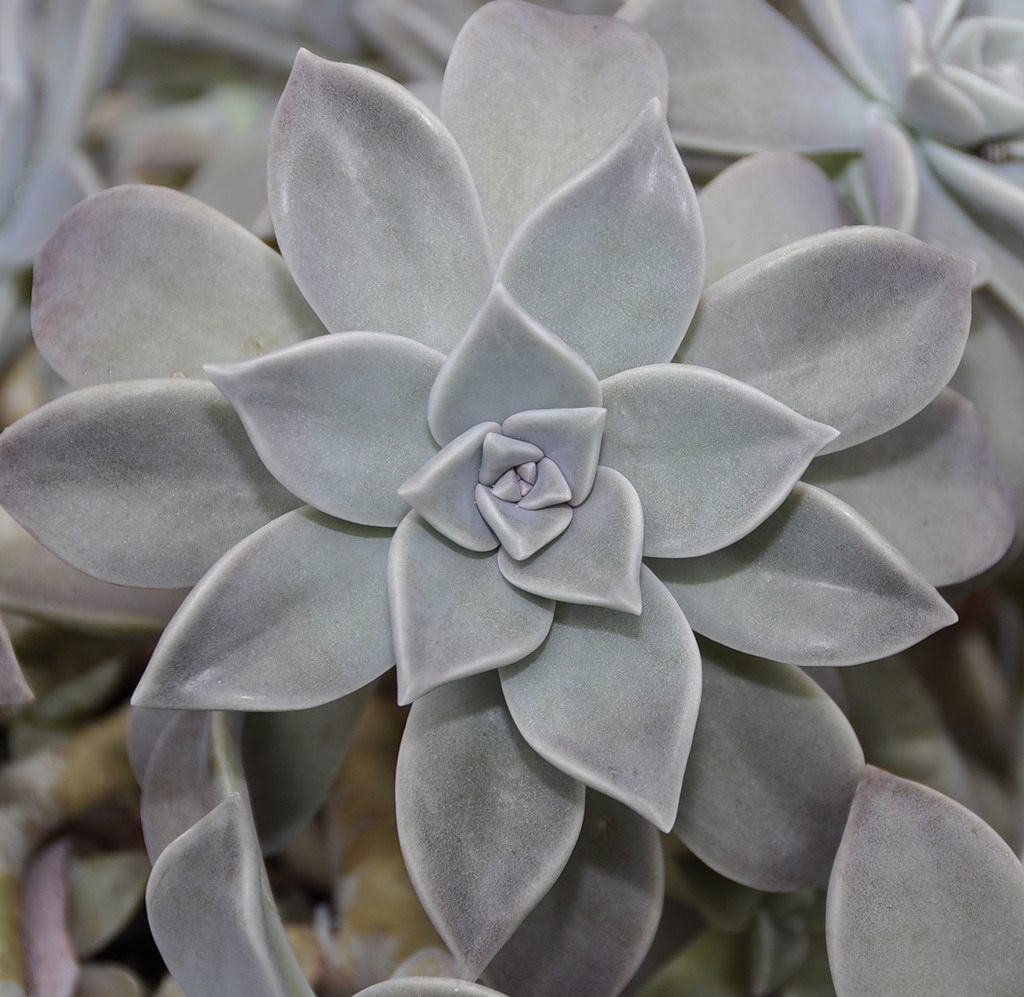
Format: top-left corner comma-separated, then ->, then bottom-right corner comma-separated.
474,431 -> 575,561
398,406 -> 608,562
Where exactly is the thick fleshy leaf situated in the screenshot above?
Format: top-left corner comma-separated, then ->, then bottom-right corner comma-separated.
242,687 -> 374,855
478,433 -> 544,486
924,138 -> 1024,244
619,0 -> 869,153
428,285 -> 602,446
475,485 -> 573,561
0,0 -> 32,214
680,227 -> 974,452
497,467 -> 644,614
398,421 -> 501,552
135,508 -> 393,710
518,459 -> 571,510
141,711 -> 236,861
268,50 -> 494,352
487,793 -> 663,997
502,408 -> 606,506
0,616 -> 31,704
951,292 -> 1024,561
497,99 -> 703,380
0,508 -> 186,633
208,333 -> 443,526
892,5 -> 987,144
501,566 -> 700,831
395,671 -> 585,979
0,380 -> 301,588
388,513 -> 554,705
805,389 -> 1014,586
698,152 -> 852,285
795,0 -> 899,99
862,108 -> 921,232
675,642 -> 864,892
651,483 -> 957,667
601,365 -> 837,558
147,795 -> 315,997
143,712 -> 312,997
827,767 -> 1024,996
442,0 -> 668,253
32,185 -> 325,387
355,982 -> 508,997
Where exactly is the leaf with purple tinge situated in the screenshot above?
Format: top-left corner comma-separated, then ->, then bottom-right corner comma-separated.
827,767 -> 1024,995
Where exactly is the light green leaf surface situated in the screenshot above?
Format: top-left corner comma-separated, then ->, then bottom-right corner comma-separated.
806,389 -> 1014,585
698,152 -> 852,286
428,285 -> 601,446
388,513 -> 554,705
501,566 -> 700,831
619,0 -> 869,153
487,793 -> 663,997
600,364 -> 837,557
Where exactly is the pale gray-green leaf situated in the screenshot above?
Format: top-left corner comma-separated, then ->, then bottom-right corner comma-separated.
619,0 -> 869,153
428,285 -> 601,446
442,0 -> 667,253
827,767 -> 1024,996
497,98 -> 703,380
601,364 -> 837,557
0,507 -> 186,634
135,509 -> 393,711
681,227 -> 974,452
651,484 -> 957,666
268,50 -> 493,352
501,566 -> 700,831
0,380 -> 301,588
487,793 -> 663,997
147,795 -> 315,997
32,185 -> 324,387
497,467 -> 643,614
388,513 -> 554,705
208,333 -> 443,527
396,671 -> 585,979
699,152 -> 852,286
0,616 -> 31,705
805,389 -> 1014,586
675,643 -> 864,891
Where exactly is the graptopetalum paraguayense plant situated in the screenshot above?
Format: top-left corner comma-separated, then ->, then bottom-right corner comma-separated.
0,1 -> 1021,994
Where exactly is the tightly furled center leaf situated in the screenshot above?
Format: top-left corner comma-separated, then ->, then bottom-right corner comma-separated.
400,408 -> 607,563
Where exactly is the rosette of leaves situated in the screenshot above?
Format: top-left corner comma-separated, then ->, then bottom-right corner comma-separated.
0,0 -> 1001,991
619,0 -> 1024,560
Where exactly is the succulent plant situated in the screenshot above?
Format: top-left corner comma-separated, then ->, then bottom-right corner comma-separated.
0,1 -> 1021,994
